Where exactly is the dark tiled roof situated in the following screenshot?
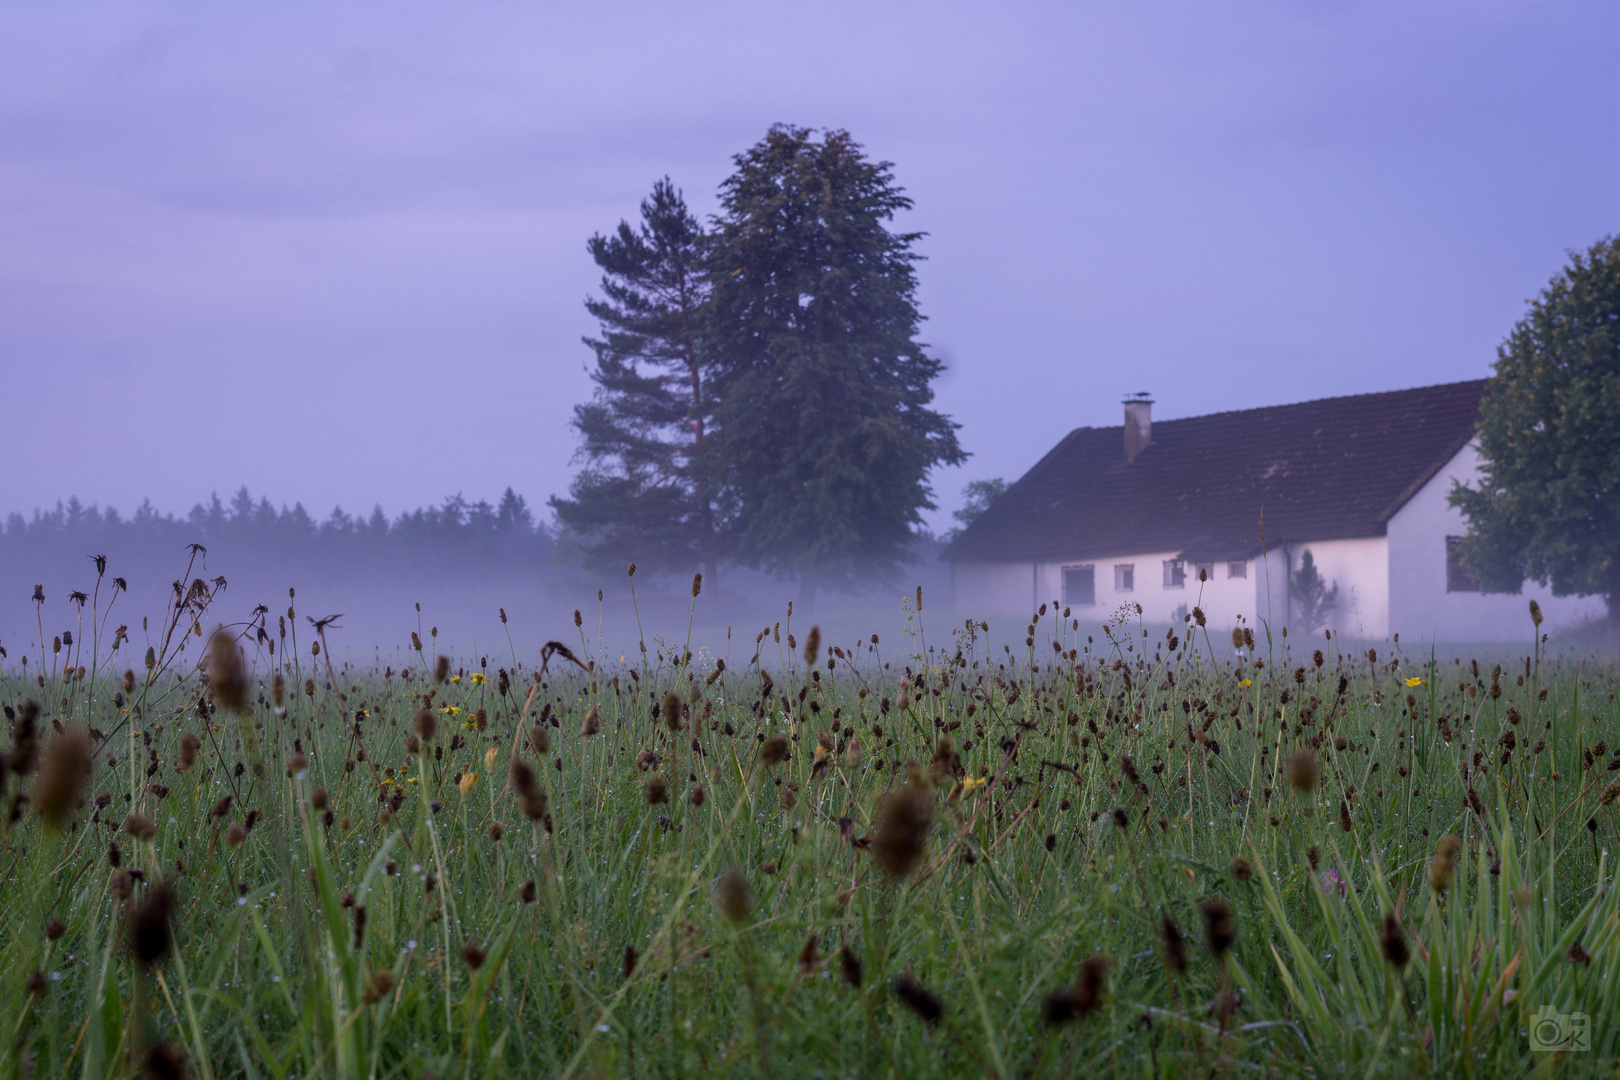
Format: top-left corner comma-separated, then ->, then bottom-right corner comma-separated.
942,379 -> 1488,564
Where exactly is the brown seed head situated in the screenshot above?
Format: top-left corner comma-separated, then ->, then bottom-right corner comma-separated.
33,726 -> 92,831
177,733 -> 200,772
1074,954 -> 1108,1012
760,735 -> 790,767
433,655 -> 450,684
579,705 -> 599,737
143,1039 -> 191,1080
873,782 -> 934,878
840,945 -> 863,987
645,774 -> 668,804
1286,750 -> 1318,792
460,939 -> 486,970
1379,911 -> 1409,969
894,970 -> 943,1025
1161,914 -> 1187,973
413,705 -> 437,743
131,879 -> 175,966
8,699 -> 41,776
714,865 -> 752,924
1230,856 -> 1254,882
361,968 -> 395,1005
803,625 -> 821,666
1429,834 -> 1462,892
208,630 -> 249,714
662,691 -> 682,732
1201,895 -> 1236,956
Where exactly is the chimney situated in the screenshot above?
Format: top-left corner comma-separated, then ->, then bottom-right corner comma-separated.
1123,393 -> 1153,463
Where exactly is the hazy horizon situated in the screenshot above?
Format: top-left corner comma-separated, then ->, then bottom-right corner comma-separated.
5,2 -> 1619,535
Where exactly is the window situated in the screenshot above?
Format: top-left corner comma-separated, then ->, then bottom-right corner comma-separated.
1228,561 -> 1247,580
1163,559 -> 1186,589
1446,536 -> 1481,592
1114,564 -> 1135,592
1063,565 -> 1096,607
1194,562 -> 1214,584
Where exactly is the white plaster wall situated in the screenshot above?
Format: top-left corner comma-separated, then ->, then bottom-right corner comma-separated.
952,561 -> 1038,617
1386,443 -> 1606,642
1276,536 -> 1390,641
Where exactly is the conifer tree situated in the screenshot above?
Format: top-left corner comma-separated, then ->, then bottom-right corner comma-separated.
702,126 -> 964,601
550,179 -> 714,574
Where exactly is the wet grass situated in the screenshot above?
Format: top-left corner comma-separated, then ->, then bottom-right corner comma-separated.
3,570 -> 1619,1078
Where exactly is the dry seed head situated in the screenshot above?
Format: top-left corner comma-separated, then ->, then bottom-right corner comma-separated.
413,704 -> 437,743
177,733 -> 200,772
1200,895 -> 1236,956
130,879 -> 175,966
1429,834 -> 1462,892
1074,954 -> 1108,1012
460,940 -> 486,970
840,945 -> 863,987
873,782 -> 934,878
8,699 -> 40,776
760,735 -> 790,767
433,655 -> 450,684
692,572 -> 702,598
645,774 -> 669,804
894,970 -> 943,1025
33,726 -> 92,831
661,691 -> 682,732
1230,856 -> 1254,882
714,865 -> 752,924
143,1040 -> 190,1080
1379,911 -> 1410,969
1161,914 -> 1187,973
803,625 -> 821,666
361,969 -> 395,1006
1286,750 -> 1318,792
579,704 -> 599,737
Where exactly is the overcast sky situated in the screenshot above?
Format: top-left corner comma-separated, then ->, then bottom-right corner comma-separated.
3,1 -> 1617,534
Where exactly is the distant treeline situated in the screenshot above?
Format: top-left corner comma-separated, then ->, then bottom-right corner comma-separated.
2,487 -> 557,592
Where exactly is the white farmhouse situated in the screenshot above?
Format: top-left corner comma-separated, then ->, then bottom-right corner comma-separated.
942,381 -> 1604,642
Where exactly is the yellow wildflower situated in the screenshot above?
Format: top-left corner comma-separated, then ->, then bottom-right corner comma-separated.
441,705 -> 462,715
457,772 -> 478,796
1405,677 -> 1423,687
484,746 -> 498,769
449,674 -> 461,683
1239,678 -> 1252,688
471,672 -> 487,686
960,776 -> 988,793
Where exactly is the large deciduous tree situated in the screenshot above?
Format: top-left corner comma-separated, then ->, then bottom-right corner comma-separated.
702,126 -> 964,602
550,179 -> 714,575
1451,235 -> 1620,621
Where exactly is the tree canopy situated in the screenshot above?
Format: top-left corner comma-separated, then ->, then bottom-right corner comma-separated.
554,128 -> 964,596
549,179 -> 714,575
1451,235 -> 1620,619
700,126 -> 964,598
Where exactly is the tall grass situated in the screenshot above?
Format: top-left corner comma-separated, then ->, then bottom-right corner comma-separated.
3,568 -> 1618,1078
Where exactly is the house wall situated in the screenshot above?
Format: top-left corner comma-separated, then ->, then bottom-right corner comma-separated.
1272,536 -> 1390,642
1386,442 -> 1605,642
951,561 -> 1040,617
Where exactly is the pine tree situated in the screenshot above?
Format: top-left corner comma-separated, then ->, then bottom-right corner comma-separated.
702,126 -> 965,601
550,179 -> 714,575
1289,548 -> 1340,633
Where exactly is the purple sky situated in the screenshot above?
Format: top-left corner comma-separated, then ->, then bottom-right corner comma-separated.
4,1 -> 1617,534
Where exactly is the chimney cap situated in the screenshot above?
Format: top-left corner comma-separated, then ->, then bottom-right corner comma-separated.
1123,392 -> 1154,404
